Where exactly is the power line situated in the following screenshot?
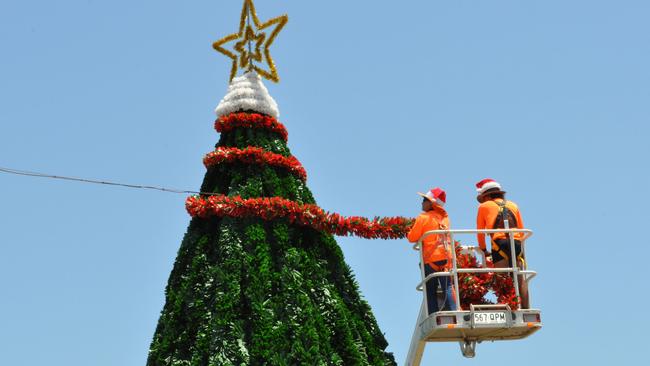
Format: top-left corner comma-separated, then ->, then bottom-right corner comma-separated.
0,166 -> 214,196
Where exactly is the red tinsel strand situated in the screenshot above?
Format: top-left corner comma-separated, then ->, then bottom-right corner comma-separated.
492,273 -> 520,309
215,113 -> 288,142
203,146 -> 307,181
185,195 -> 414,240
454,243 -> 519,310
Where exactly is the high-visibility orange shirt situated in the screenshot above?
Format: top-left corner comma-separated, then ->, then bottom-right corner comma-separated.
407,207 -> 451,266
476,198 -> 525,251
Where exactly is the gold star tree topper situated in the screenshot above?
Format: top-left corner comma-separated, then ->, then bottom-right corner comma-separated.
213,0 -> 288,83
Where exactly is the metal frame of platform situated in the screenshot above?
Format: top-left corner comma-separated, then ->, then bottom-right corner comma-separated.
405,228 -> 542,364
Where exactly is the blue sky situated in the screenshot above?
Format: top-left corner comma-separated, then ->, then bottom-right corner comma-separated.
1,1 -> 648,364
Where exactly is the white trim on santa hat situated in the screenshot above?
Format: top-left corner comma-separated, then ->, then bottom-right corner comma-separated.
476,180 -> 502,195
422,190 -> 445,207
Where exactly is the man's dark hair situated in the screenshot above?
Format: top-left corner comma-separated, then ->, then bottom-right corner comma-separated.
483,188 -> 505,200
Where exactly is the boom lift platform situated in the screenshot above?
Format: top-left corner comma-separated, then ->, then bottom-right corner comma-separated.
405,228 -> 542,364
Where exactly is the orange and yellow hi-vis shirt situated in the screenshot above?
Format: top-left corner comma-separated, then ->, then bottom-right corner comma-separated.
476,198 -> 525,251
407,207 -> 451,267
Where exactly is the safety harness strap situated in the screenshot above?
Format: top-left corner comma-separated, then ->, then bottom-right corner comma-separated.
491,240 -> 511,260
491,199 -> 523,262
491,239 -> 525,266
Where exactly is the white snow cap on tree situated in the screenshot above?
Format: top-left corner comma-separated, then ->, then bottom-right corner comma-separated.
215,71 -> 280,119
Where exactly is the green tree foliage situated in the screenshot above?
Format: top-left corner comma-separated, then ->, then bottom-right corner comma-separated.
147,116 -> 396,365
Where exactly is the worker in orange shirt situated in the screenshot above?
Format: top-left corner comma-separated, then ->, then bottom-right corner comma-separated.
408,187 -> 457,315
475,178 -> 529,309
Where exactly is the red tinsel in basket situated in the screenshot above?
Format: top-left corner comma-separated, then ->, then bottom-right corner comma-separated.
455,243 -> 519,310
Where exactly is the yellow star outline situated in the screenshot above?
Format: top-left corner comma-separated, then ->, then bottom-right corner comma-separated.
213,0 -> 288,83
234,26 -> 265,70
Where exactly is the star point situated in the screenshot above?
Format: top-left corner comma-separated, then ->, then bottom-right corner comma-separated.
213,0 -> 288,83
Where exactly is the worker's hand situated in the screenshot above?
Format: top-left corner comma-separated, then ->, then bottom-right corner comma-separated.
485,255 -> 494,268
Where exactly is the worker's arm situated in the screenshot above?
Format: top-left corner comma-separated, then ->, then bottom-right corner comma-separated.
407,216 -> 423,243
476,205 -> 487,251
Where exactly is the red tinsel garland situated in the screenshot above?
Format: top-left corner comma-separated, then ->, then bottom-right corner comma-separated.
455,245 -> 492,308
203,146 -> 307,181
455,244 -> 519,310
215,113 -> 288,142
186,194 -> 414,240
491,273 -> 519,309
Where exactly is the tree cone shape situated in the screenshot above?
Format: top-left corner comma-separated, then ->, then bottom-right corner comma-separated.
147,113 -> 396,365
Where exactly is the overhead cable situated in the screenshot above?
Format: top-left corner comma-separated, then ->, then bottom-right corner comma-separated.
0,166 -> 214,196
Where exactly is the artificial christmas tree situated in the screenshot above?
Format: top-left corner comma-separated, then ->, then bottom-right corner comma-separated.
147,2 -> 410,363
147,69 -> 399,364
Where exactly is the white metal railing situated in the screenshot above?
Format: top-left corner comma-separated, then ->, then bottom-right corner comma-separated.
413,228 -> 535,314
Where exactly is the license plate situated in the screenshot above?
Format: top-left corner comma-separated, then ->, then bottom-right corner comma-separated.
473,312 -> 507,325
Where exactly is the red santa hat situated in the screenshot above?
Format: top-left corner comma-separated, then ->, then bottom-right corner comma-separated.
475,178 -> 505,196
417,187 -> 446,207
